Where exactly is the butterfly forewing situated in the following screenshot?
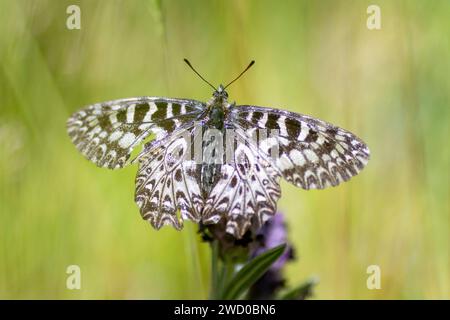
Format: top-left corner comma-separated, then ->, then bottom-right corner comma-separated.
66,97 -> 205,169
232,106 -> 370,190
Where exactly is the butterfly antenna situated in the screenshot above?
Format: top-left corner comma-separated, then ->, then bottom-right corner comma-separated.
183,59 -> 217,91
224,60 -> 255,89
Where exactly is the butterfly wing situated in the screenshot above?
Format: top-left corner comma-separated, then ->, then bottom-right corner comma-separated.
202,128 -> 281,238
135,124 -> 204,229
67,97 -> 205,169
231,105 -> 370,190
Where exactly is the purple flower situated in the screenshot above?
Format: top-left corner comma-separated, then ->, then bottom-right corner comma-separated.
251,213 -> 294,269
248,212 -> 295,299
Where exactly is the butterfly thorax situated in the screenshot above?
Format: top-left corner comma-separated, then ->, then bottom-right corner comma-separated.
205,84 -> 230,129
206,104 -> 225,131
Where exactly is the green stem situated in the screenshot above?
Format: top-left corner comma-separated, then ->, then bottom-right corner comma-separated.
220,259 -> 235,298
209,240 -> 219,299
209,240 -> 238,299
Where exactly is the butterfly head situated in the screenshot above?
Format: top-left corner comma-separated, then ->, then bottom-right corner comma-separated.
213,85 -> 229,101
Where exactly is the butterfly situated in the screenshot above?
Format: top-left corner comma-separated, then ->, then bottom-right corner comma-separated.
67,60 -> 370,238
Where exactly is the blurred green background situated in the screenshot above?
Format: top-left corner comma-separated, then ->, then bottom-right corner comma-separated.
0,0 -> 448,299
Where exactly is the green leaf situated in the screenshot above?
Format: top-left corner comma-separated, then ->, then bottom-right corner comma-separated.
222,244 -> 287,300
280,276 -> 319,300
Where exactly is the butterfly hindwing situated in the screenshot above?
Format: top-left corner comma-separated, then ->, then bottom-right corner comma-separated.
203,138 -> 281,238
135,125 -> 204,230
67,97 -> 205,169
232,106 -> 370,190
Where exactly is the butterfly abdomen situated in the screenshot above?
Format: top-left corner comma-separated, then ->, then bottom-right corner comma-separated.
200,104 -> 227,198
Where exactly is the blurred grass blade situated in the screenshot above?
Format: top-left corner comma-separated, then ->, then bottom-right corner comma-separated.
280,277 -> 319,300
222,244 -> 286,300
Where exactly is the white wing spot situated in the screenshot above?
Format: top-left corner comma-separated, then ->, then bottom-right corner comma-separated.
277,154 -> 293,170
277,116 -> 287,135
290,149 -> 306,166
167,103 -> 173,118
126,104 -> 136,123
304,149 -> 319,163
118,132 -> 136,148
336,144 -> 345,154
92,105 -> 102,115
109,113 -> 118,124
298,124 -> 308,141
109,130 -> 123,142
322,154 -> 331,162
316,135 -> 325,145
